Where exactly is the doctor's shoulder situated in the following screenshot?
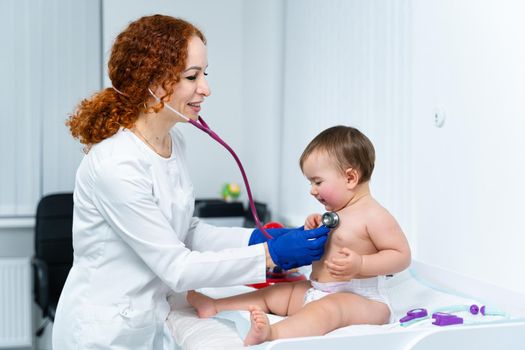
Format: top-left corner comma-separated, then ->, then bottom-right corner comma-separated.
87,129 -> 150,163
81,132 -> 153,187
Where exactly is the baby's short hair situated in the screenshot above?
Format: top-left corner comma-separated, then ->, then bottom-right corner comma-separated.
299,125 -> 375,183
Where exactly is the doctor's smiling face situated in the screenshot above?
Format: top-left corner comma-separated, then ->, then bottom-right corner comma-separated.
153,36 -> 211,122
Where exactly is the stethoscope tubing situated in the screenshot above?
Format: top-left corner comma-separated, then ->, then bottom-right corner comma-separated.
190,117 -> 273,239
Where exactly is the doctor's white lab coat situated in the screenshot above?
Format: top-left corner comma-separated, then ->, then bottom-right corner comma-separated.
52,127 -> 266,349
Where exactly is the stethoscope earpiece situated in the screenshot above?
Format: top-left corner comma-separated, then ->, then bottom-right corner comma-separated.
321,211 -> 340,229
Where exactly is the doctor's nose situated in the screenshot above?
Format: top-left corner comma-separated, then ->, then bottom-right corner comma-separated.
197,78 -> 211,97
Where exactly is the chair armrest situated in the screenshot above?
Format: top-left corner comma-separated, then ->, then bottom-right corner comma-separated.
32,257 -> 49,313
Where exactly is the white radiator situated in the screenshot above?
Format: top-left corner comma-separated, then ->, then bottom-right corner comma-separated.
0,258 -> 32,348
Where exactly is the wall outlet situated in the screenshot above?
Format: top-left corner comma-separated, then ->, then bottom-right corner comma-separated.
434,107 -> 446,128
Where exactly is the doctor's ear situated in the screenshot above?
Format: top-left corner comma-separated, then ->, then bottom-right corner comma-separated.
345,168 -> 360,189
149,85 -> 166,100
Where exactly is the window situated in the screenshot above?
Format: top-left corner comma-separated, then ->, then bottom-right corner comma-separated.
0,0 -> 101,219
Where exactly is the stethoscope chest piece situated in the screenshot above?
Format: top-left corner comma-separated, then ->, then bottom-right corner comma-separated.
321,211 -> 340,229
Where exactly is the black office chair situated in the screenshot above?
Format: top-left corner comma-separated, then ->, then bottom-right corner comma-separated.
243,201 -> 271,228
194,198 -> 271,228
32,193 -> 74,336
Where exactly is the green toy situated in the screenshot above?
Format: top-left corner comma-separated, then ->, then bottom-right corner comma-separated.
221,182 -> 240,201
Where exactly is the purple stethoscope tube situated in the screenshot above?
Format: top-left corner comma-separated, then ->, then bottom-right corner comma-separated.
187,116 -> 273,239
147,89 -> 272,240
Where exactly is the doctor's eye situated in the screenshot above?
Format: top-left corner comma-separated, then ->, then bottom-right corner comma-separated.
186,72 -> 208,81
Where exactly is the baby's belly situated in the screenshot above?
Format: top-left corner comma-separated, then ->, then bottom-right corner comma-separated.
310,263 -> 368,282
309,246 -> 371,282
310,259 -> 338,282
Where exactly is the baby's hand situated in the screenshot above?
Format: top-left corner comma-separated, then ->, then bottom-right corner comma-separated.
324,247 -> 362,280
304,213 -> 322,230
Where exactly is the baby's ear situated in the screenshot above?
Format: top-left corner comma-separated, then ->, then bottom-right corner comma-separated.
345,168 -> 360,189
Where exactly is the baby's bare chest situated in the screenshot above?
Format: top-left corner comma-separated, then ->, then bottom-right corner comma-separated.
327,220 -> 374,253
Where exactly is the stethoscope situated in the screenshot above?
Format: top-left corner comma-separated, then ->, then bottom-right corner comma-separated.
149,89 -> 341,237
321,211 -> 340,229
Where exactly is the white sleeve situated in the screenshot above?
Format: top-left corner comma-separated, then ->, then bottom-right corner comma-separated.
185,217 -> 253,251
91,156 -> 266,292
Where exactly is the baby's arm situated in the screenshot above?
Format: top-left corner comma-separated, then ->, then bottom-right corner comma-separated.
304,213 -> 322,229
324,247 -> 363,280
359,208 -> 411,276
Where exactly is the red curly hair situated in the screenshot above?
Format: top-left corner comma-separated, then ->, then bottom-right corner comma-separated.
67,14 -> 206,149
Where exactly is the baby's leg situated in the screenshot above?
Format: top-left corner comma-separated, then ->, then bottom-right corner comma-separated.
187,280 -> 310,318
269,292 -> 390,340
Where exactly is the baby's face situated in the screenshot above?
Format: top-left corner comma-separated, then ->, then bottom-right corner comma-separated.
302,151 -> 352,212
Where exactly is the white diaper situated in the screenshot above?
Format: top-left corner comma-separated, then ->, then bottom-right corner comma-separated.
304,276 -> 394,323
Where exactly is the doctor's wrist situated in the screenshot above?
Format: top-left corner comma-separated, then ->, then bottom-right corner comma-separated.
263,243 -> 276,270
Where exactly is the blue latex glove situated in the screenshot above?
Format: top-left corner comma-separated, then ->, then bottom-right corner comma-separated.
267,226 -> 330,270
249,226 -> 303,245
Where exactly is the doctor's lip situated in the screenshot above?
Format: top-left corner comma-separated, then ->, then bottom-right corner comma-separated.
188,101 -> 202,113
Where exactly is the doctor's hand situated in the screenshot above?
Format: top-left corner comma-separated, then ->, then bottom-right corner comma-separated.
266,225 -> 330,270
249,226 -> 302,245
324,247 -> 363,280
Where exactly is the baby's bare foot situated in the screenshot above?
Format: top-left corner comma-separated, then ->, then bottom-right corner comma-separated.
186,291 -> 218,318
244,306 -> 271,346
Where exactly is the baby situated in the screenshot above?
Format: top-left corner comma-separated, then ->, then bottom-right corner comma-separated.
187,125 -> 411,346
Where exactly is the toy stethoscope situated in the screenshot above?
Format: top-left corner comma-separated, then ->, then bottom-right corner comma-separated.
149,89 -> 341,238
400,304 -> 508,327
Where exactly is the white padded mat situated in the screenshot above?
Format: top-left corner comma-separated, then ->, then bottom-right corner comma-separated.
166,268 -> 511,350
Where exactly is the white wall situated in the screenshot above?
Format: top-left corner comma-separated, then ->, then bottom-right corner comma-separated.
240,1 -> 285,219
1,0 -> 40,217
0,0 -> 101,249
0,0 -> 98,218
40,1 -> 100,195
411,0 -> 525,293
279,0 -> 413,240
276,0 -> 525,294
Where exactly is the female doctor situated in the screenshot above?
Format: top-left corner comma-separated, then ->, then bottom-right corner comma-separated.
52,14 -> 329,349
